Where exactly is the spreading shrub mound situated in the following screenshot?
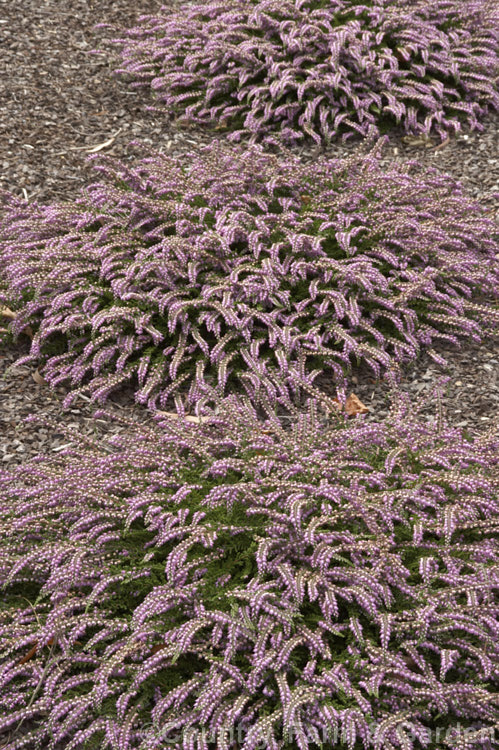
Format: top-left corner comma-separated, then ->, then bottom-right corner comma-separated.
0,392 -> 498,749
109,0 -> 499,144
1,142 -> 498,412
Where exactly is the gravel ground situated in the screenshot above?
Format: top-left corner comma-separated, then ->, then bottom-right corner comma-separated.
0,0 -> 498,471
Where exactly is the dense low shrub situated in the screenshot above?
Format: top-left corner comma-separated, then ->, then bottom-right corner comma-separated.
109,0 -> 499,144
0,391 -> 498,749
1,142 -> 498,412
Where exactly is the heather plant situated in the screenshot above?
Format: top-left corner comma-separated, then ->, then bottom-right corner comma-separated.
0,390 -> 498,749
108,0 -> 499,145
1,142 -> 498,412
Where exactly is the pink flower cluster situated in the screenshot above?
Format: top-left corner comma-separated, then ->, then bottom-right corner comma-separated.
0,391 -> 498,749
0,141 -> 497,412
109,0 -> 499,144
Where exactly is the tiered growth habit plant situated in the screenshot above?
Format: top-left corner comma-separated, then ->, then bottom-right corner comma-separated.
0,393 -> 498,749
109,0 -> 499,144
1,1 -> 499,750
0,142 -> 498,412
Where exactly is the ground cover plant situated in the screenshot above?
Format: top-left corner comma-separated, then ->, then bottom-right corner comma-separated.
1,141 -> 498,413
0,390 -> 498,749
108,0 -> 499,145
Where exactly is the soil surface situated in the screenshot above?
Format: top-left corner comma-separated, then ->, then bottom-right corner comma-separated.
0,0 -> 498,472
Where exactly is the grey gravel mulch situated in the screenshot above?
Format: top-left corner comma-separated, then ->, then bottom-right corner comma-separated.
0,0 -> 498,471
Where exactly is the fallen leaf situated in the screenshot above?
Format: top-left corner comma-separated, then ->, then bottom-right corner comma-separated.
156,411 -> 209,424
0,306 -> 33,338
345,393 -> 369,417
84,129 -> 122,154
52,129 -> 122,156
150,643 -> 168,656
430,136 -> 450,151
0,305 -> 16,320
402,135 -> 434,148
32,369 -> 47,386
18,644 -> 38,665
18,637 -> 54,665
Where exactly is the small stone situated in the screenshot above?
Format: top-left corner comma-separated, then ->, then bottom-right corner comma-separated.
455,381 -> 463,386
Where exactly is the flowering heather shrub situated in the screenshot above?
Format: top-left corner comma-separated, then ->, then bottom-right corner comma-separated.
1,142 -> 498,412
0,392 -> 498,749
109,0 -> 499,144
